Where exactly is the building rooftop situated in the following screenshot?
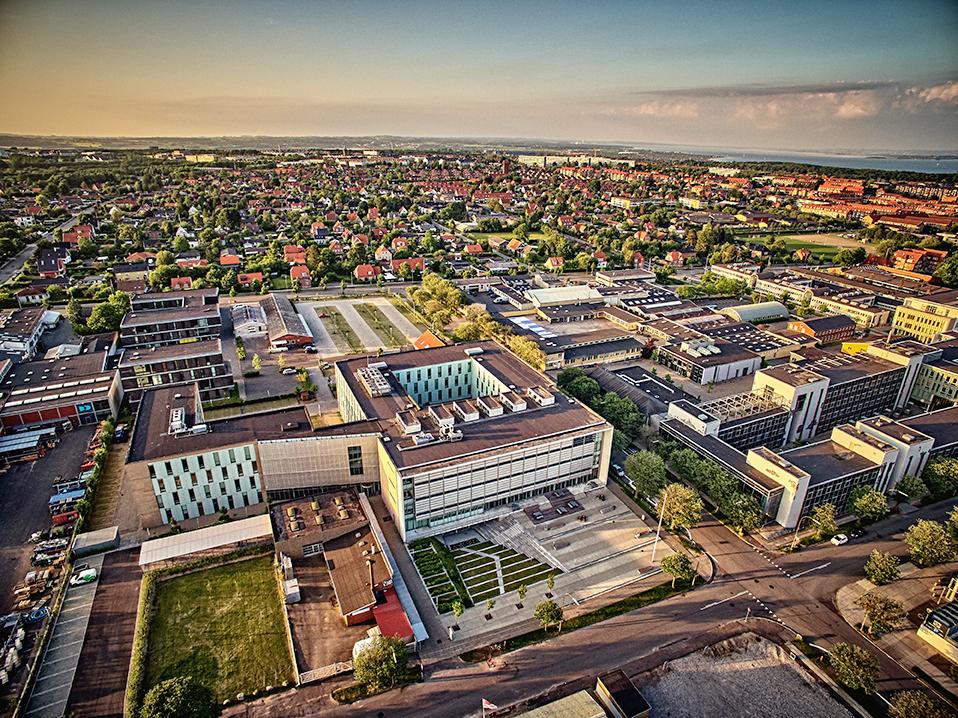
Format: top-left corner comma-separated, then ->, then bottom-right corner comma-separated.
324,523 -> 391,616
781,439 -> 878,484
900,405 -> 958,450
336,341 -> 610,473
271,491 -> 368,544
118,338 -> 224,366
120,303 -> 221,328
858,415 -> 932,445
128,384 -> 313,463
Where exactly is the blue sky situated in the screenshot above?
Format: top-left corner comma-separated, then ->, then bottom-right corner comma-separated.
0,0 -> 956,149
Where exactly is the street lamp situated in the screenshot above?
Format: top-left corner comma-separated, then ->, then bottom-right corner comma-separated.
650,492 -> 668,564
790,514 -> 819,549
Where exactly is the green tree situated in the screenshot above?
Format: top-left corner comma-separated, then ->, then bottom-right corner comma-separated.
352,635 -> 407,689
657,483 -> 703,531
895,474 -> 928,502
517,584 -> 528,602
947,506 -> 958,543
828,642 -> 879,692
834,247 -> 867,267
625,450 -> 667,499
546,572 -> 556,591
452,600 -> 464,618
140,676 -> 217,718
933,253 -> 958,288
724,492 -> 765,535
855,593 -> 905,635
251,353 -> 262,372
811,503 -> 838,538
923,458 -> 958,500
906,519 -> 955,567
533,599 -> 563,632
277,354 -> 287,371
889,690 -> 951,718
864,550 -> 900,585
485,598 -> 496,612
848,487 -> 888,524
173,235 -> 191,253
660,552 -> 696,588
155,249 -> 174,266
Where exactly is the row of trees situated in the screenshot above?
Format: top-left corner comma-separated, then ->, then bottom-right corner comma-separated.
658,444 -> 765,534
556,368 -> 643,448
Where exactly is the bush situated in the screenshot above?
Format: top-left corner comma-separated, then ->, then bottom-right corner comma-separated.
864,550 -> 900,585
828,642 -> 879,692
140,676 -> 217,718
353,635 -> 407,690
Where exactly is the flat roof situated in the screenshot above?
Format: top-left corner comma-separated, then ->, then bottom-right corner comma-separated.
781,439 -> 878,484
138,513 -> 273,567
336,341 -> 610,472
901,405 -> 958,449
128,385 -> 313,463
120,303 -> 221,328
119,338 -> 223,366
324,523 -> 391,615
517,691 -> 606,718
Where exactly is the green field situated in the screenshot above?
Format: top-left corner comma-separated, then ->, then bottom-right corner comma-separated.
355,302 -> 407,347
144,556 -> 293,702
754,232 -> 875,260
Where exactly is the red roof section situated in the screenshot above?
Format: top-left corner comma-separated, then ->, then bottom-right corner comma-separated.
372,587 -> 413,642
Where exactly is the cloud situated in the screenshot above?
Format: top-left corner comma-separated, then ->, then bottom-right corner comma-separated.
906,80 -> 958,105
620,100 -> 700,119
632,79 -> 901,99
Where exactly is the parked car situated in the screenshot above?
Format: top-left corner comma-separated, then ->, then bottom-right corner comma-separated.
281,367 -> 298,375
830,534 -> 849,546
24,607 -> 50,624
69,568 -> 97,586
113,423 -> 129,442
848,528 -> 866,539
304,346 -> 318,354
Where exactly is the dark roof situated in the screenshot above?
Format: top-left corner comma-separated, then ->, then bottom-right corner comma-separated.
901,405 -> 958,450
793,315 -> 857,332
118,338 -> 223,366
324,524 -> 391,615
597,670 -> 650,717
128,385 -> 312,463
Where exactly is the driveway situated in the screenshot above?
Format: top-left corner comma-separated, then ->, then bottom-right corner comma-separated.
334,301 -> 380,349
67,549 -> 141,718
23,554 -> 105,718
293,303 -> 338,355
372,297 -> 421,341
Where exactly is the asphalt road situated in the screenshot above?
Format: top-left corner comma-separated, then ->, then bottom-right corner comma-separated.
266,502 -> 958,718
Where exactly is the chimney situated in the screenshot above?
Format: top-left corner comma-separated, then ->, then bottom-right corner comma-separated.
367,558 -> 375,588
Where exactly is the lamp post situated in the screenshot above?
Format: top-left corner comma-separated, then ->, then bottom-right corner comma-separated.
650,492 -> 668,564
790,514 -> 819,550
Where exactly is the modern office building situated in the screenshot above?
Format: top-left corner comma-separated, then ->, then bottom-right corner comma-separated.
125,341 -> 613,541
120,289 -> 222,348
335,341 -> 613,540
118,338 -> 234,408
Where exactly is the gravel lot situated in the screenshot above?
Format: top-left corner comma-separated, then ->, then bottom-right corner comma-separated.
641,633 -> 852,718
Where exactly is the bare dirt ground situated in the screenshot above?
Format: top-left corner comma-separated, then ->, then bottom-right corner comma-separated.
640,633 -> 852,718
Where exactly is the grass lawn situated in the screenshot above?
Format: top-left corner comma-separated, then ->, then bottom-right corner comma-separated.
144,556 -> 293,702
754,232 -> 875,260
355,303 -> 407,347
321,307 -> 364,353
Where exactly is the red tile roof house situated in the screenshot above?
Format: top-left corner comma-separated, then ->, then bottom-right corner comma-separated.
284,244 -> 307,265
374,246 -> 393,262
170,276 -> 193,291
464,244 -> 484,255
237,272 -> 264,288
593,250 -> 608,268
353,264 -> 381,281
664,250 -> 689,267
220,253 -> 242,268
545,256 -> 565,271
391,257 -> 426,274
391,237 -> 410,251
176,258 -> 208,269
290,265 -> 312,288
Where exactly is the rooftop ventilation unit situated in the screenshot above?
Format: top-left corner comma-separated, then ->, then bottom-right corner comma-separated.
356,366 -> 392,397
169,407 -> 187,434
412,431 -> 435,446
464,347 -> 484,356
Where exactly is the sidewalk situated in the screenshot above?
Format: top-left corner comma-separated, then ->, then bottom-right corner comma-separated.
835,559 -> 958,696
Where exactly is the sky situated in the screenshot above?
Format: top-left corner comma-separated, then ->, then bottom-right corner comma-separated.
1,0 -> 956,151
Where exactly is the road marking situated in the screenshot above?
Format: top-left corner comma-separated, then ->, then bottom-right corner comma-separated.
790,562 -> 831,579
699,590 -> 749,611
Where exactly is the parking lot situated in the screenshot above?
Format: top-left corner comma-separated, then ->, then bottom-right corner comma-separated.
66,549 -> 141,718
23,554 -> 104,718
0,427 -> 95,614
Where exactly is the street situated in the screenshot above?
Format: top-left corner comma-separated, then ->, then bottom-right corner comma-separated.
230,499 -> 958,718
